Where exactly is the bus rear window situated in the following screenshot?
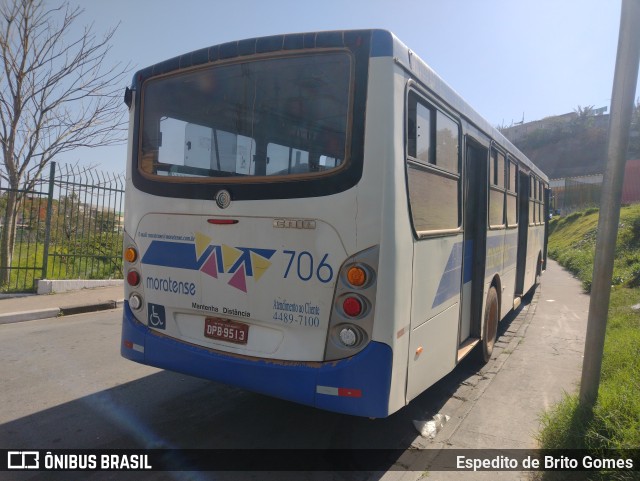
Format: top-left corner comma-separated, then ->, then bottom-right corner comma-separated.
139,52 -> 352,180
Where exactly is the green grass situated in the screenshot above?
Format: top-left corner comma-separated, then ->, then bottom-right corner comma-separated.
1,234 -> 123,293
539,206 -> 640,479
548,204 -> 640,291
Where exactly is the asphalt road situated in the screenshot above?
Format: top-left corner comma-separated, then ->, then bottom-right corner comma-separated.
0,306 -> 528,481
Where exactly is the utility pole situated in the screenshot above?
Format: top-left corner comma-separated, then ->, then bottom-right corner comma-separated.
579,0 -> 640,409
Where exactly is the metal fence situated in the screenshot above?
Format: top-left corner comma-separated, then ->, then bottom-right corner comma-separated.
0,162 -> 124,292
551,177 -> 603,215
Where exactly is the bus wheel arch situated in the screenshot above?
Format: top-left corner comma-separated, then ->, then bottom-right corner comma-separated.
477,281 -> 499,364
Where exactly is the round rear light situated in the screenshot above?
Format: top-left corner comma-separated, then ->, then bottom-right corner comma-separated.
342,296 -> 363,317
339,327 -> 358,347
124,247 -> 138,263
127,270 -> 141,286
129,294 -> 142,310
347,266 -> 367,287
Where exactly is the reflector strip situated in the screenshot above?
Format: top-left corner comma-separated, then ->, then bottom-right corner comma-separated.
338,388 -> 362,398
316,386 -> 362,398
316,386 -> 338,396
123,340 -> 144,353
396,324 -> 411,339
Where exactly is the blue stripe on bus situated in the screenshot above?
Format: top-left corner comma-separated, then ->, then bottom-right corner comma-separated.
463,239 -> 473,284
432,242 -> 463,308
141,241 -> 213,270
121,303 -> 392,418
432,233 -> 519,308
503,233 -> 519,268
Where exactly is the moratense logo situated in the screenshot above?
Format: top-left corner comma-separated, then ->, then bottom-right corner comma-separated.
141,232 -> 275,293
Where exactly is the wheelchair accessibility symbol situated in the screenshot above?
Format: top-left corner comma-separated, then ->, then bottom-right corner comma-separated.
148,303 -> 166,329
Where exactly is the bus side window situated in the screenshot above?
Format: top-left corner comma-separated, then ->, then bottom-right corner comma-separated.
529,176 -> 537,225
538,180 -> 545,224
406,91 -> 460,234
436,111 -> 459,174
416,103 -> 432,163
506,159 -> 518,226
489,149 -> 506,227
407,94 -> 432,163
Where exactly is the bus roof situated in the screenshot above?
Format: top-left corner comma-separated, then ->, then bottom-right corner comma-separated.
133,29 -> 547,181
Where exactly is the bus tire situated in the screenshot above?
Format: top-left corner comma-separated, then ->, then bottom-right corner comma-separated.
478,286 -> 498,364
536,253 -> 542,285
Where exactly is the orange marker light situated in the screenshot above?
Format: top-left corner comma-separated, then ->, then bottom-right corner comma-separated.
347,266 -> 367,287
124,247 -> 138,263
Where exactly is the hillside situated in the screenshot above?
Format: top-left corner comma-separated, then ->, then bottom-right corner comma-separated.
518,125 -> 608,178
502,104 -> 640,179
548,203 -> 640,291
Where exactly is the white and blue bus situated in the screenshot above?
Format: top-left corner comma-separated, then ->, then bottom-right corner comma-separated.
121,30 -> 548,418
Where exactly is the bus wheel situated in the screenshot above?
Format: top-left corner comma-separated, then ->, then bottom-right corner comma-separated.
478,287 -> 498,364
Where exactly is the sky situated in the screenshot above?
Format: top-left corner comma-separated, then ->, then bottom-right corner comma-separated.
53,0 -> 636,174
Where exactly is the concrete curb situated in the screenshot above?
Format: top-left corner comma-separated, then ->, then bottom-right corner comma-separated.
37,279 -> 124,295
59,300 -> 125,316
0,308 -> 61,325
0,299 -> 124,325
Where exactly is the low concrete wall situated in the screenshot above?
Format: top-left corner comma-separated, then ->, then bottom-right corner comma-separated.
37,279 -> 124,295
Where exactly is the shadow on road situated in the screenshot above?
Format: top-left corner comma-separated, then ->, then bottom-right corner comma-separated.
0,295 -> 532,481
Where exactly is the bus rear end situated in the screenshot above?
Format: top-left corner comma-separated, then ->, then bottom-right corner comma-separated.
120,31 -> 393,418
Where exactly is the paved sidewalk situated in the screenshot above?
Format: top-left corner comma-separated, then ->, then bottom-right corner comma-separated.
0,285 -> 124,324
381,259 -> 590,480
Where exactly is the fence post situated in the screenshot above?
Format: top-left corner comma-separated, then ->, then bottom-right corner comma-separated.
41,162 -> 56,281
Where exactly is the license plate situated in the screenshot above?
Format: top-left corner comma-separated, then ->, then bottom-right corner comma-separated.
204,317 -> 249,345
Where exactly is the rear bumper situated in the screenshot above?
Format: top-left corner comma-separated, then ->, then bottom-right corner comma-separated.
121,302 -> 392,417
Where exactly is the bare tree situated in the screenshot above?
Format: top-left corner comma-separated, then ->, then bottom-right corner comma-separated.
0,0 -> 129,286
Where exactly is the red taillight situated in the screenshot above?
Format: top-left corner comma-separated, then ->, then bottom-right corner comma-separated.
207,219 -> 239,225
342,296 -> 363,317
127,270 -> 140,286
